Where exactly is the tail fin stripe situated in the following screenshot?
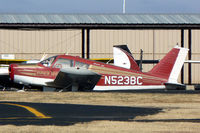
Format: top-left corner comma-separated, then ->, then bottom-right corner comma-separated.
149,46 -> 188,83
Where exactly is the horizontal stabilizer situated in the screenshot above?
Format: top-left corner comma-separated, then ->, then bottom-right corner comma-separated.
164,82 -> 186,90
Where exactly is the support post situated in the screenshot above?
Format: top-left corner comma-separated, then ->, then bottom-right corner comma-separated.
86,29 -> 90,59
188,29 -> 192,85
82,29 -> 85,58
181,29 -> 184,84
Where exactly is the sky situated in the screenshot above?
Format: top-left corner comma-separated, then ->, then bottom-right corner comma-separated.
0,0 -> 200,14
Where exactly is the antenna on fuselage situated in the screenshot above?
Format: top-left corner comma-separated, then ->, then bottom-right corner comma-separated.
139,49 -> 143,71
106,58 -> 113,64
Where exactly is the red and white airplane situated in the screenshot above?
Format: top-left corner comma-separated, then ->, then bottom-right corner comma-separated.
9,45 -> 188,91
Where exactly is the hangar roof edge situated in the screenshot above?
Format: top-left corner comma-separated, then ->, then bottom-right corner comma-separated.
0,14 -> 200,24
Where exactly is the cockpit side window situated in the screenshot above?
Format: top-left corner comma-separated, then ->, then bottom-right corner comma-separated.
53,58 -> 73,69
75,61 -> 89,69
40,56 -> 57,67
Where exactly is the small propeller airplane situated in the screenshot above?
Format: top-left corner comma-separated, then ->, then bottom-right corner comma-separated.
9,45 -> 188,91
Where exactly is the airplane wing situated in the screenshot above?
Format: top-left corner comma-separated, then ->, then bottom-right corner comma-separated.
52,67 -> 101,91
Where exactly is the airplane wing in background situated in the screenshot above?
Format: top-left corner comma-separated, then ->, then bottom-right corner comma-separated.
51,67 -> 101,91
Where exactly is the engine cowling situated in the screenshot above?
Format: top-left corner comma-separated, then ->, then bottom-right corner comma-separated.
9,64 -> 16,81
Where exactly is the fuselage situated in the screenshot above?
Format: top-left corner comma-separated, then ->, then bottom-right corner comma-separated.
9,55 -> 167,91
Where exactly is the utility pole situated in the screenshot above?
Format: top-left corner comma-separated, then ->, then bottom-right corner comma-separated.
123,0 -> 126,14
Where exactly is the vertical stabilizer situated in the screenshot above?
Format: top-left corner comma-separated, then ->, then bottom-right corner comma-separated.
113,45 -> 140,71
149,46 -> 188,83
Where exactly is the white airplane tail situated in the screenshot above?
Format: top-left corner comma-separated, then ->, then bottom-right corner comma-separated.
113,45 -> 140,71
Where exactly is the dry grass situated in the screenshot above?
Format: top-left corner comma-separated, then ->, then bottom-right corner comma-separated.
0,122 -> 200,133
0,91 -> 200,132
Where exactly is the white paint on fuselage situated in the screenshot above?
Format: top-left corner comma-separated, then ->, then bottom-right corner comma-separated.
14,75 -> 53,86
14,75 -> 166,91
0,67 -> 9,75
93,85 -> 166,91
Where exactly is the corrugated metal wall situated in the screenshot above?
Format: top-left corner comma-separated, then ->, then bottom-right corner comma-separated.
90,29 -> 181,72
0,29 -> 200,84
0,29 -> 82,59
192,30 -> 200,84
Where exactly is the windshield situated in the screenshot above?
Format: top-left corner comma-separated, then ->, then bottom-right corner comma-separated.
40,56 -> 57,67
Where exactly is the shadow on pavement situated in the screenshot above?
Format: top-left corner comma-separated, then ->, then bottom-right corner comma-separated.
0,101 -> 162,126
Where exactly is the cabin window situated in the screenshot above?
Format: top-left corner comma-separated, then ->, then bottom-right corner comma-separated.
53,58 -> 73,69
75,61 -> 89,69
